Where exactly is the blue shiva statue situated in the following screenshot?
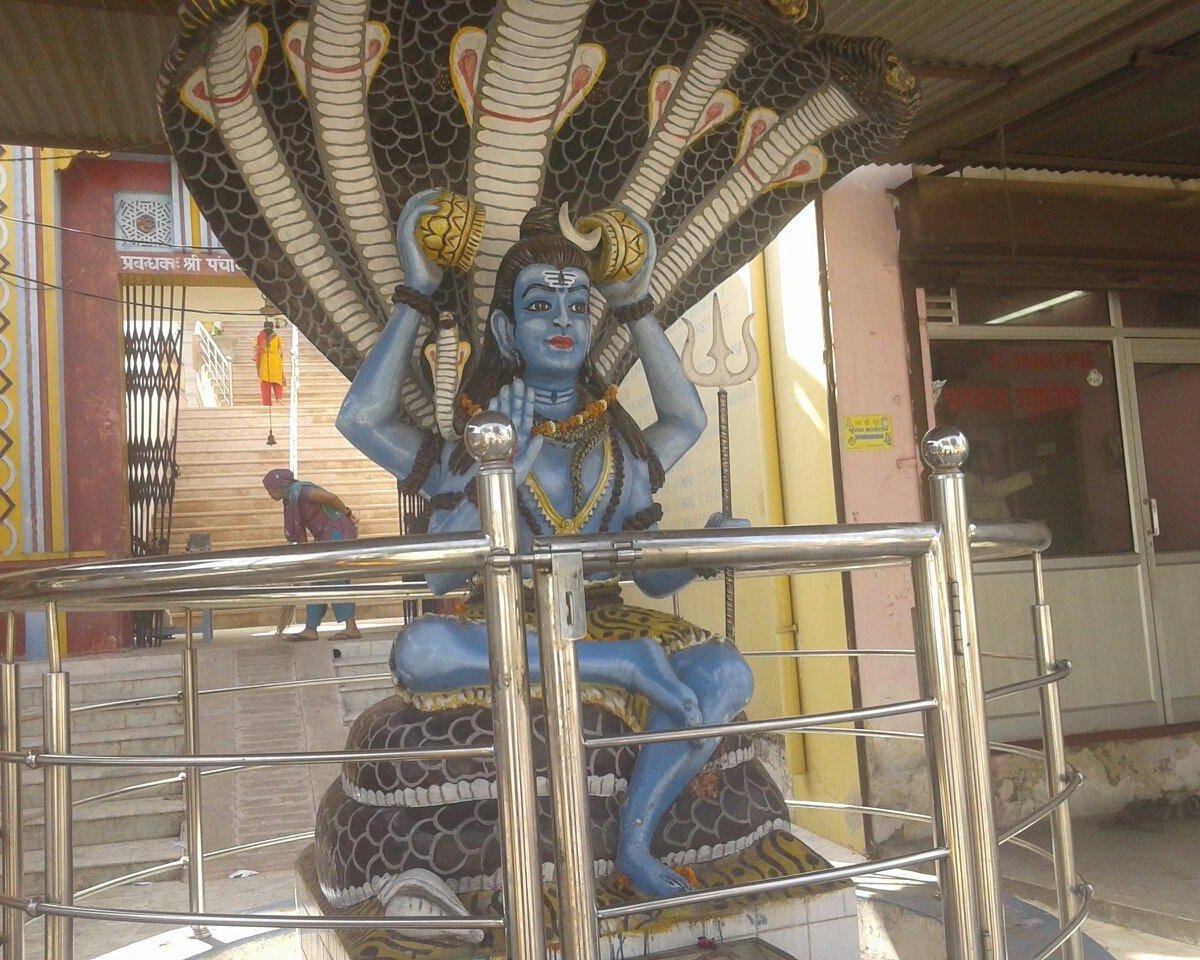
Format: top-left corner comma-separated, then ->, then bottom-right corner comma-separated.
337,189 -> 752,898
159,0 -> 919,942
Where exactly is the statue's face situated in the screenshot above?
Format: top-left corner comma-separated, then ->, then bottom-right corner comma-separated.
506,263 -> 591,380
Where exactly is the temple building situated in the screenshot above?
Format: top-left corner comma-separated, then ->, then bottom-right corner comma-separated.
6,141 -> 1200,853
1,2 -> 1199,957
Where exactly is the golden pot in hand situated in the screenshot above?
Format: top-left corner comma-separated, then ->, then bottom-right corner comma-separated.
416,192 -> 486,271
578,208 -> 648,282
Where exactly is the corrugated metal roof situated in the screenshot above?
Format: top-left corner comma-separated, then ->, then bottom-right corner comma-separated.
849,0 -> 1195,170
0,0 -> 1197,176
0,0 -> 176,152
823,0 -> 1200,160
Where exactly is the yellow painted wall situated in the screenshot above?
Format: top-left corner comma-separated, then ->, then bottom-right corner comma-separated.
622,209 -> 865,850
0,148 -> 24,557
621,269 -> 802,761
761,206 -> 864,851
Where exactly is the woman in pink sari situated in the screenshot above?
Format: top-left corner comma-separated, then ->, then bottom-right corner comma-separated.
262,469 -> 361,641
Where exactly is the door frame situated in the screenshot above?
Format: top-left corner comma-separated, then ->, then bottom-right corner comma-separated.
1122,337 -> 1200,724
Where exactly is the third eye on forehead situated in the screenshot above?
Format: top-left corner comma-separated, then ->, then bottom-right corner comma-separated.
525,268 -> 585,293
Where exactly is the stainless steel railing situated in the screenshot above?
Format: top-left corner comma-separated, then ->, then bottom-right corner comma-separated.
0,418 -> 1088,960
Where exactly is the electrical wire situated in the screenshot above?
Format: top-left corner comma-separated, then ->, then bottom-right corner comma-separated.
0,138 -> 170,160
0,268 -> 271,317
0,153 -> 103,164
0,213 -> 227,252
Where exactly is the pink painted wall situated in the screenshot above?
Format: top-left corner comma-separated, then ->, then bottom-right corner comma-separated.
821,165 -> 924,718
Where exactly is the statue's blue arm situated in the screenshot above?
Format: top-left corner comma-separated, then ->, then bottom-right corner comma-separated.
336,302 -> 437,489
627,313 -> 707,471
601,212 -> 705,473
630,513 -> 749,597
337,189 -> 446,491
424,492 -> 481,596
630,523 -> 696,597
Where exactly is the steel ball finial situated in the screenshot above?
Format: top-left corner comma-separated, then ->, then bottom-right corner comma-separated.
921,426 -> 969,470
464,412 -> 517,465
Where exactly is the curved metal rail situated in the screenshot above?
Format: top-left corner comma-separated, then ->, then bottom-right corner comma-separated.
1006,835 -> 1056,864
744,648 -> 915,659
985,662 -> 1072,703
1027,884 -> 1094,960
998,771 -> 1085,844
970,520 -> 1053,558
0,446 -> 1079,960
586,697 -> 936,749
0,894 -> 504,931
8,744 -> 493,768
596,847 -> 949,919
0,531 -> 491,610
786,798 -> 933,824
54,835 -> 320,916
74,860 -> 187,903
207,832 -> 315,861
11,624 -> 1085,960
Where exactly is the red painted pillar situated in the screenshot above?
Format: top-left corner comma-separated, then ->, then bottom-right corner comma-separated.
57,157 -> 172,652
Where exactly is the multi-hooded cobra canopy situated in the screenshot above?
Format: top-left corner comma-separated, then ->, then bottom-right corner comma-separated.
159,0 -> 918,434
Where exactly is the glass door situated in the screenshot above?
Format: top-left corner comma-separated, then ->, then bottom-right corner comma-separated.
929,335 -> 1165,737
1128,339 -> 1200,723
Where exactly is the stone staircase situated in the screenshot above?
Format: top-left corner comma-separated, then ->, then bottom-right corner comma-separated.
169,318 -> 411,628
8,652 -> 187,892
328,639 -> 394,724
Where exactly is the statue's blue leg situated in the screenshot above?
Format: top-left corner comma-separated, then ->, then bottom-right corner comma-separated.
616,641 -> 754,897
391,616 -> 703,726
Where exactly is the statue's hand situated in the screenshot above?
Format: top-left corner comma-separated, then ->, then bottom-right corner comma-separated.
487,378 -> 544,485
396,188 -> 444,296
705,512 -> 750,530
597,208 -> 657,309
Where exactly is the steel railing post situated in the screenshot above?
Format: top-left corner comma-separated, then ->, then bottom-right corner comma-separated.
922,427 -> 1008,960
1031,553 -> 1083,960
182,610 -> 209,939
42,601 -> 73,959
532,548 -> 600,959
464,413 -> 546,959
912,544 -> 983,960
2,611 -> 25,960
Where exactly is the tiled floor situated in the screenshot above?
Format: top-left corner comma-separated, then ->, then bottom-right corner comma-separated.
197,629 -> 389,879
1004,816 -> 1200,945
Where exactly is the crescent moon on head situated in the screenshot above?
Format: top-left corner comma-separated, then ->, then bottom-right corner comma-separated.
558,203 -> 601,252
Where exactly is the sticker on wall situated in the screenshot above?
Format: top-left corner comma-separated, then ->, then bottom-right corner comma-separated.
1086,368 -> 1104,387
845,414 -> 893,450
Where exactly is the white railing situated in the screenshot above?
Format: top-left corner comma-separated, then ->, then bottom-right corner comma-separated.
192,321 -> 233,408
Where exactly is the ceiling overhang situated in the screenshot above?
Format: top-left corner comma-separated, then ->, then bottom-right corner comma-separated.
2,0 -> 1199,178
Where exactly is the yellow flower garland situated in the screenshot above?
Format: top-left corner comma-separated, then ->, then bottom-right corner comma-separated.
459,384 -> 618,438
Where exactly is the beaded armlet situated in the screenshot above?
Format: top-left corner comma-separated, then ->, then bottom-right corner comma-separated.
427,491 -> 465,512
609,295 -> 655,325
397,432 -> 443,495
622,503 -> 663,531
392,284 -> 438,323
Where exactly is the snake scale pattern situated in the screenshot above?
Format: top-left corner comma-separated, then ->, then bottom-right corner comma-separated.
158,0 -> 918,423
315,695 -> 797,905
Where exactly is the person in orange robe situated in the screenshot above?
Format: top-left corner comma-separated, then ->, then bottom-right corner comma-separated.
254,319 -> 285,405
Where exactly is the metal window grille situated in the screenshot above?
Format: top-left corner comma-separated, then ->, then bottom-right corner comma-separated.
114,193 -> 175,252
122,284 -> 184,646
922,286 -> 960,324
